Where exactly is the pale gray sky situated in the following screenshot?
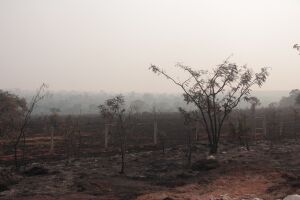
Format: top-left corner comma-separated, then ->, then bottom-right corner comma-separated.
0,0 -> 299,93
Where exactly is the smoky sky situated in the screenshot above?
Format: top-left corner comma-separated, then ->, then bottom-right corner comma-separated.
0,0 -> 300,93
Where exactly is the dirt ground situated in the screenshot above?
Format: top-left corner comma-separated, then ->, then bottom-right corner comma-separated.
0,139 -> 299,200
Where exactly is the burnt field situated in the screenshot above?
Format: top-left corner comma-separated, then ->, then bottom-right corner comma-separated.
0,139 -> 299,200
0,113 -> 300,200
2,0 -> 300,199
0,113 -> 187,165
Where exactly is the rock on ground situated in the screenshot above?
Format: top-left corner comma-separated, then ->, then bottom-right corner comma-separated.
284,195 -> 300,200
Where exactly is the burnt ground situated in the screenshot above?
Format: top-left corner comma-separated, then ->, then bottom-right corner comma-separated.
0,140 -> 299,200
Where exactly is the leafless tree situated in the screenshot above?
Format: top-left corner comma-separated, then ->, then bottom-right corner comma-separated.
178,107 -> 198,166
14,83 -> 48,170
150,59 -> 269,153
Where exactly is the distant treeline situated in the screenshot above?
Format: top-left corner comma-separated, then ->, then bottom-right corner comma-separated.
8,89 -> 291,115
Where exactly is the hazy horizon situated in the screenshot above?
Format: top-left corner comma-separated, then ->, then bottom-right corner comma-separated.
6,88 -> 290,115
4,87 -> 294,94
1,0 -> 300,93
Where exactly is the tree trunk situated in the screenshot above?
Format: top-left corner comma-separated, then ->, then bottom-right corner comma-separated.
186,129 -> 192,167
49,126 -> 54,154
14,144 -> 19,170
245,134 -> 250,151
21,133 -> 26,168
119,119 -> 126,174
195,124 -> 199,141
120,141 -> 125,174
294,114 -> 297,141
104,124 -> 109,149
153,121 -> 158,145
209,142 -> 218,154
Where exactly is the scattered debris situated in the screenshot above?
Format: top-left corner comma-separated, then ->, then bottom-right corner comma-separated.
0,140 -> 299,199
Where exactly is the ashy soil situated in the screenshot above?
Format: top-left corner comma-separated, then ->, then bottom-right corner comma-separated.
0,140 -> 299,200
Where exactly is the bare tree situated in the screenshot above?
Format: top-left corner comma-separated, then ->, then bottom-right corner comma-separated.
14,83 -> 48,170
150,59 -> 269,153
99,95 -> 127,174
178,107 -> 198,166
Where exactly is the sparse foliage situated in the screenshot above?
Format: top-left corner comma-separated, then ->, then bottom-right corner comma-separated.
245,96 -> 261,113
99,95 -> 128,174
150,59 -> 269,153
0,91 -> 27,138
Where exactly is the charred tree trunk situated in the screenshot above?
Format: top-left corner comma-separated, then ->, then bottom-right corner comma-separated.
118,116 -> 126,174
49,126 -> 54,154
120,140 -> 125,174
187,130 -> 192,167
153,120 -> 158,145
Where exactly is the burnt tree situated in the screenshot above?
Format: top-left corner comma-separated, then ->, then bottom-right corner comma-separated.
150,59 -> 269,153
